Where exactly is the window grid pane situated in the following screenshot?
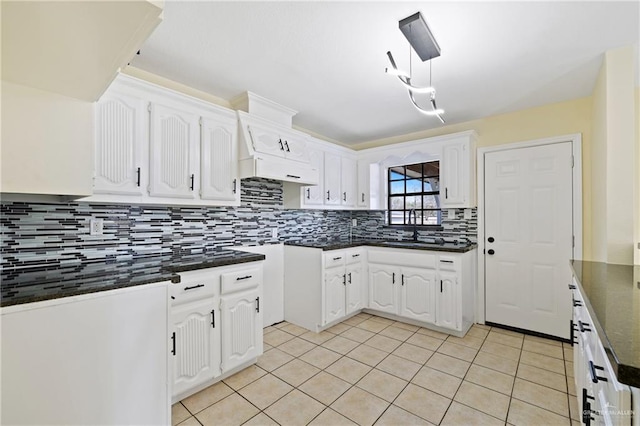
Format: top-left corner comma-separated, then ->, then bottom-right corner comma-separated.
387,161 -> 441,226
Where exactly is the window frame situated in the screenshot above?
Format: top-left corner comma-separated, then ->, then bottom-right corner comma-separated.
387,160 -> 443,228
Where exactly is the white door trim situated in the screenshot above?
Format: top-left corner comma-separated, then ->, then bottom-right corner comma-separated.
476,133 -> 583,324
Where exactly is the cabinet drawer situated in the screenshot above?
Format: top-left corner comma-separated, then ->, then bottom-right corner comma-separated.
368,248 -> 436,268
324,251 -> 346,269
171,269 -> 217,305
345,250 -> 364,265
438,256 -> 460,271
221,268 -> 261,295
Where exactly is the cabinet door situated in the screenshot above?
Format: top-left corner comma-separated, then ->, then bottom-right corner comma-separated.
324,153 -> 342,205
220,288 -> 263,373
149,103 -> 199,198
399,267 -> 436,323
246,124 -> 285,158
302,148 -> 324,206
341,156 -> 357,207
280,129 -> 309,163
324,268 -> 346,324
346,264 -> 364,315
441,141 -> 466,207
200,116 -> 238,202
436,271 -> 460,331
94,92 -> 146,195
357,159 -> 370,208
172,298 -> 220,397
368,264 -> 398,314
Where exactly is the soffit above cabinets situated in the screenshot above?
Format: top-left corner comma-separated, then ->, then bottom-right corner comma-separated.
1,0 -> 163,102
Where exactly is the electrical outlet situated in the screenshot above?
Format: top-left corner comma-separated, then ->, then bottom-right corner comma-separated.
90,218 -> 103,236
464,208 -> 472,219
447,209 -> 456,219
352,219 -> 357,227
271,228 -> 278,239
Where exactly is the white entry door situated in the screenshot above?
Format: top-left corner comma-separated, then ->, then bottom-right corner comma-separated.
484,142 -> 573,339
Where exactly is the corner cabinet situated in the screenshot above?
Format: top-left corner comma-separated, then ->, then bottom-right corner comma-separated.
283,246 -> 367,332
440,136 -> 476,208
88,74 -> 240,207
170,262 -> 263,403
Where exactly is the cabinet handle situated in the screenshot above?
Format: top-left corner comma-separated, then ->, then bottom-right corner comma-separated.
352,254 -> 360,258
343,274 -> 346,286
184,284 -> 205,291
573,299 -> 583,307
440,280 -> 443,293
568,283 -> 576,290
343,192 -> 346,201
588,360 -> 607,383
570,320 -> 578,346
348,272 -> 352,284
445,187 -> 448,199
286,174 -> 301,179
401,274 -> 404,286
190,174 -> 195,191
236,275 -> 253,281
440,260 -> 453,263
361,193 -> 365,202
327,190 -> 330,200
171,332 -> 176,356
578,320 -> 591,333
284,140 -> 290,152
582,389 -> 595,426
333,257 -> 342,260
255,297 -> 260,313
392,273 -> 395,284
136,167 -> 141,187
306,188 -> 310,199
211,309 -> 215,328
278,139 -> 284,150
232,179 -> 237,194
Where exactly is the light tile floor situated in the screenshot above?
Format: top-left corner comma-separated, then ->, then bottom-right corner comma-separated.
172,313 -> 579,426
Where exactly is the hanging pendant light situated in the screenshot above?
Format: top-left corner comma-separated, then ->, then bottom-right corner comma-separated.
386,12 -> 445,123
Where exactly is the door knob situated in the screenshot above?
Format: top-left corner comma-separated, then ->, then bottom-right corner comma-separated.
488,249 -> 495,255
488,237 -> 495,243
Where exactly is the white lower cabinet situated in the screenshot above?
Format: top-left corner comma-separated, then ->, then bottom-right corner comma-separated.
171,298 -> 220,397
220,287 -> 262,373
170,261 -> 263,402
284,245 -> 475,336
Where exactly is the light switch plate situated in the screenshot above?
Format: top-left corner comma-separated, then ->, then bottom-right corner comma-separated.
352,219 -> 357,227
271,228 -> 278,239
447,209 -> 456,219
464,208 -> 472,219
90,218 -> 103,236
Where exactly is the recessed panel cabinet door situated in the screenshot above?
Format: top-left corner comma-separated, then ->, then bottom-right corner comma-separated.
436,271 -> 460,331
280,129 -> 310,163
302,148 -> 324,206
399,267 -> 436,323
324,153 -> 342,205
220,289 -> 263,373
324,269 -> 346,324
200,117 -> 238,202
441,141 -> 465,207
94,92 -> 146,195
341,156 -> 357,206
172,299 -> 220,398
346,264 -> 364,315
247,124 -> 285,158
368,264 -> 397,314
149,103 -> 198,198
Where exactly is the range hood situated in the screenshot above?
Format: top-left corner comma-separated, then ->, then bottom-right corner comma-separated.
233,93 -> 319,186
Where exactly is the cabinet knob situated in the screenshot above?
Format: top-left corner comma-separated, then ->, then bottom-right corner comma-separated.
487,249 -> 495,255
488,237 -> 495,243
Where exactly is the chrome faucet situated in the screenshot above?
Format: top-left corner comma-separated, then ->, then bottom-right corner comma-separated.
409,209 -> 418,241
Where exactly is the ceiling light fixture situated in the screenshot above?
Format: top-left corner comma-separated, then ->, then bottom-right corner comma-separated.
386,12 -> 445,123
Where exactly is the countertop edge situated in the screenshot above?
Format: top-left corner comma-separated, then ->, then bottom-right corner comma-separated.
284,241 -> 477,253
570,261 -> 640,388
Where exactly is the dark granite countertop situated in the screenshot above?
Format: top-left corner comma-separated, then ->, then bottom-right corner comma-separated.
0,250 -> 265,308
285,238 -> 477,253
570,260 -> 640,388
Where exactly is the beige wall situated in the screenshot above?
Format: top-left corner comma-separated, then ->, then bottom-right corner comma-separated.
635,87 -> 640,265
590,60 -> 608,262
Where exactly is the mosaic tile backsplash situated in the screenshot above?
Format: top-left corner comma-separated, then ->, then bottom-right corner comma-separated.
1,178 -> 476,270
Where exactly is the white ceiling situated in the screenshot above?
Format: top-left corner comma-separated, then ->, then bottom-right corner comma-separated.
132,1 -> 640,146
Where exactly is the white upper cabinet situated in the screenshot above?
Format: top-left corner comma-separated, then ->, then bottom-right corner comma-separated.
440,137 -> 476,208
341,156 -> 357,207
149,103 -> 199,199
87,74 -> 240,206
324,152 -> 342,205
357,159 -> 370,208
279,128 -> 310,163
200,116 -> 238,202
247,123 -> 286,159
94,91 -> 146,195
302,148 -> 325,205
